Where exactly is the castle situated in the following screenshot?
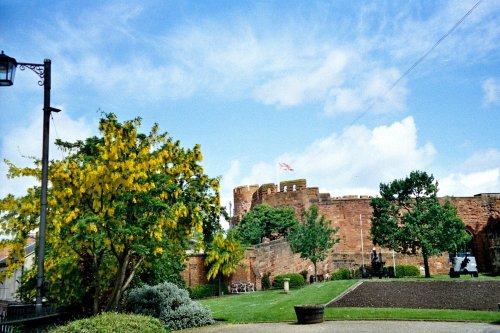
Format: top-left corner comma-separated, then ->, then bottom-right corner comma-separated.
182,179 -> 500,289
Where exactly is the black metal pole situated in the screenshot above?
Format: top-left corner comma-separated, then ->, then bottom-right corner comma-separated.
35,59 -> 51,312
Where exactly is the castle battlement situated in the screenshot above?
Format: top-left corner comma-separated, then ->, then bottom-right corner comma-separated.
231,179 -> 374,226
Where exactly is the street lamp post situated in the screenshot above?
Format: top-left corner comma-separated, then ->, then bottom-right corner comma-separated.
0,51 -> 60,313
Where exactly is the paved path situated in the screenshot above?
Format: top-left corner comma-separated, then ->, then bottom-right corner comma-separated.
178,320 -> 500,333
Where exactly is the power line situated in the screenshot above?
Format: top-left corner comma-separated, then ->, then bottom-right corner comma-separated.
350,0 -> 483,126
50,113 -> 66,160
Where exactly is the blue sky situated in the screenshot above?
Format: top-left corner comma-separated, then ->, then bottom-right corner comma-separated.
1,0 -> 499,223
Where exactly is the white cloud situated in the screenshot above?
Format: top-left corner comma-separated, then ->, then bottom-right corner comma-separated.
221,117 -> 436,200
253,50 -> 351,107
222,118 -> 500,202
24,1 -> 498,114
482,78 -> 500,107
325,67 -> 407,115
437,149 -> 500,196
461,149 -> 500,172
1,108 -> 96,198
287,117 -> 435,194
439,169 -> 500,196
219,160 -> 241,210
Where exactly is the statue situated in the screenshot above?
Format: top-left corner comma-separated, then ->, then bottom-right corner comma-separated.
370,247 -> 385,278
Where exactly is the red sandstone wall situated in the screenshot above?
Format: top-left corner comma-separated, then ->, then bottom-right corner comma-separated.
446,196 -> 500,271
231,185 -> 259,227
181,255 -> 208,286
232,179 -> 500,275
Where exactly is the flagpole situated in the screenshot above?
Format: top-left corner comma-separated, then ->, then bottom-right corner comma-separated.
392,250 -> 396,277
276,162 -> 280,192
360,214 -> 365,266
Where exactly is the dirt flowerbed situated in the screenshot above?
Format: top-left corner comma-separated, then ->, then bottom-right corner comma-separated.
328,280 -> 500,311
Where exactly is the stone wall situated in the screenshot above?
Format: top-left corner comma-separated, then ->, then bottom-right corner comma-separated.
232,179 -> 500,274
181,255 -> 208,287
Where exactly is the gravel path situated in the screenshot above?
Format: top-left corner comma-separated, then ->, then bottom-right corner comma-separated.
178,321 -> 500,333
328,280 -> 500,311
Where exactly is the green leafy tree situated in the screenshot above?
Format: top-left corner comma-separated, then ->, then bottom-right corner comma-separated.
236,204 -> 299,245
0,113 -> 221,314
370,171 -> 470,278
289,205 -> 339,282
205,230 -> 245,296
135,242 -> 187,288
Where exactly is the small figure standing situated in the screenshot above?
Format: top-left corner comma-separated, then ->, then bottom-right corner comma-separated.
371,247 -> 379,264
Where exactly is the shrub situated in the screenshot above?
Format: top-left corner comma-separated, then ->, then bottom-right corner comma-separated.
189,284 -> 216,299
299,270 -> 308,282
261,272 -> 271,290
332,267 -> 351,280
272,273 -> 305,289
395,264 -> 420,277
125,282 -> 214,330
48,312 -> 167,333
189,283 -> 228,299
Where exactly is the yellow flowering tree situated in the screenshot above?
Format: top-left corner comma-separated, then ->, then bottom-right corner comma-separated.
0,113 -> 221,314
205,230 -> 245,296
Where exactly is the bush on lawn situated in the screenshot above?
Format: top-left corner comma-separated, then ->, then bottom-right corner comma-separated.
48,312 -> 167,333
125,282 -> 214,330
332,267 -> 351,280
272,273 -> 305,289
189,283 -> 229,299
395,264 -> 420,277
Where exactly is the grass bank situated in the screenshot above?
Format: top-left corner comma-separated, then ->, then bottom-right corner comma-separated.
199,278 -> 500,323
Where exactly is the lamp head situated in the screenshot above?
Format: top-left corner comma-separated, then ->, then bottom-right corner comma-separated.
0,51 -> 18,86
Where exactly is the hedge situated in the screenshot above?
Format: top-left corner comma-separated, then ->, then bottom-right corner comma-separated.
332,267 -> 351,280
272,273 -> 305,288
395,264 -> 420,277
189,283 -> 228,299
48,312 -> 167,333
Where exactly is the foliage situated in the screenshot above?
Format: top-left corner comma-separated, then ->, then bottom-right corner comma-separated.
370,171 -> 470,278
236,204 -> 299,245
205,230 -> 245,281
261,272 -> 271,290
205,229 -> 245,296
288,205 -> 339,281
332,267 -> 351,280
125,282 -> 214,330
0,113 -> 221,314
48,312 -> 168,333
272,273 -> 305,289
136,243 -> 186,289
189,284 -> 228,299
189,284 -> 216,300
395,265 -> 421,277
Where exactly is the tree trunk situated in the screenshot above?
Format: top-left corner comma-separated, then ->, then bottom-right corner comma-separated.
106,251 -> 130,311
422,252 -> 431,278
218,272 -> 222,297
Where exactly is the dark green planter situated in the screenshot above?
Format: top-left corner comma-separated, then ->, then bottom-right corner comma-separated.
294,304 -> 325,324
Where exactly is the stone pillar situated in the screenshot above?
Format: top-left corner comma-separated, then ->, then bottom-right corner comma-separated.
284,278 -> 290,293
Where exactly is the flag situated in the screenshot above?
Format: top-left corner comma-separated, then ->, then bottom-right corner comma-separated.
279,162 -> 294,171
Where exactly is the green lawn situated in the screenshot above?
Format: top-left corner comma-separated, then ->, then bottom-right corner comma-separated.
199,278 -> 500,323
